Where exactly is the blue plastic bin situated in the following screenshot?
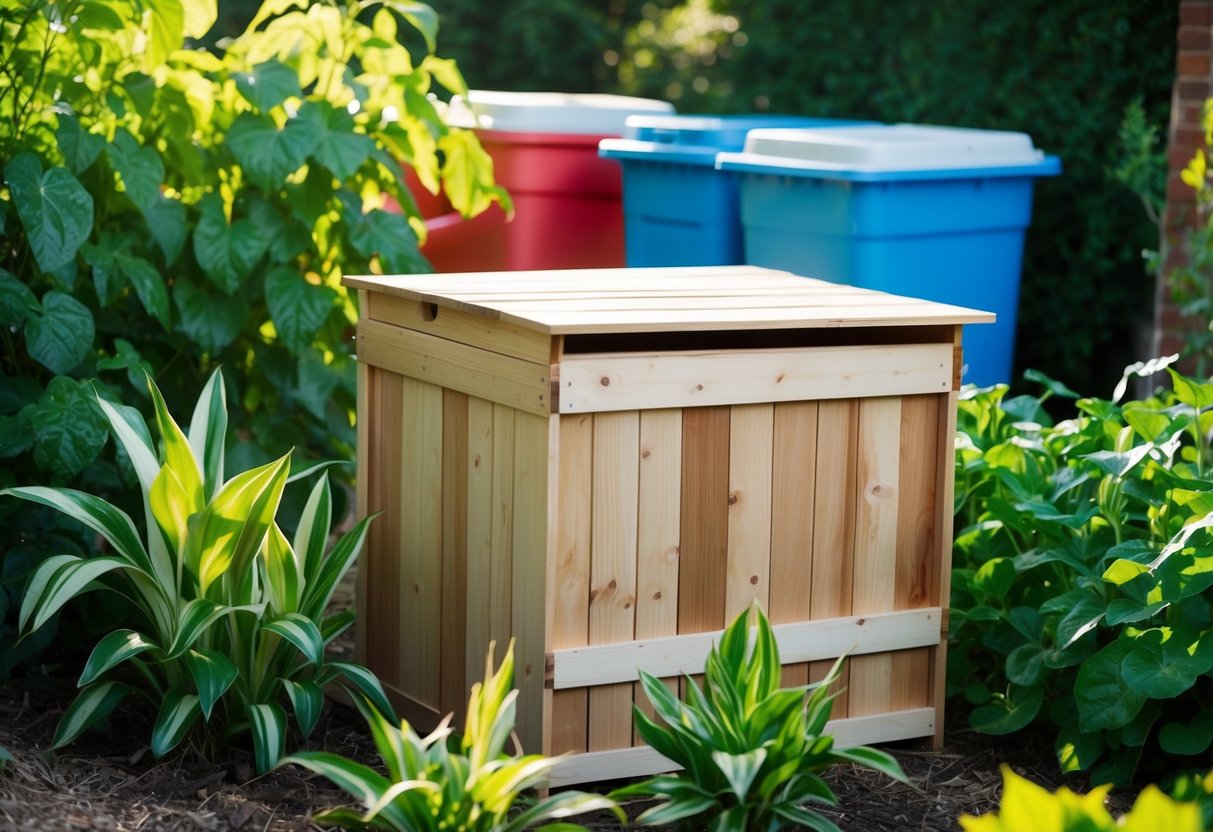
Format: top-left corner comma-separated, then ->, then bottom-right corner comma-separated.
716,124 -> 1061,386
598,115 -> 875,267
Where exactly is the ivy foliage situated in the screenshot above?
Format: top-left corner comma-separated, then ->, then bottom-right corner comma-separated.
0,0 -> 504,677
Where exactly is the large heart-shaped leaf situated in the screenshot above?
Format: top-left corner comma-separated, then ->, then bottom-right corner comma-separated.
19,377 -> 109,479
4,153 -> 94,272
192,195 -> 265,294
1075,639 -> 1146,732
1120,627 -> 1213,700
264,265 -> 336,354
173,276 -> 248,353
234,59 -> 301,111
970,684 -> 1042,735
383,0 -> 438,52
107,129 -> 164,211
0,268 -> 39,325
226,112 -> 319,191
25,290 -> 93,373
142,196 -> 187,266
144,0 -> 184,70
297,100 -> 374,181
346,207 -> 429,274
56,115 -> 104,175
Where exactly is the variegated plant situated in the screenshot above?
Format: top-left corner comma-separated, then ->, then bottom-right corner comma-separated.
1,369 -> 392,771
283,640 -> 621,831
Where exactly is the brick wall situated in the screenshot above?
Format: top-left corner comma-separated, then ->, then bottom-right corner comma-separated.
1156,0 -> 1213,358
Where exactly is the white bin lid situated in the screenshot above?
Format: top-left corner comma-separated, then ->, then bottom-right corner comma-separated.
738,124 -> 1048,171
447,91 -> 675,135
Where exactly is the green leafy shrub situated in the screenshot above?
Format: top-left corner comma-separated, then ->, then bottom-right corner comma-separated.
283,640 -> 620,831
951,363 -> 1213,784
0,0 -> 503,675
610,604 -> 906,832
958,765 -> 1203,832
1,370 -> 393,772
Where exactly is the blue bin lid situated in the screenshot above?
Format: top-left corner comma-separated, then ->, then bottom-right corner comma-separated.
599,114 -> 876,166
716,124 -> 1062,181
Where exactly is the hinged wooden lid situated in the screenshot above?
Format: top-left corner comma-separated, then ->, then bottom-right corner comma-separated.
344,266 -> 994,334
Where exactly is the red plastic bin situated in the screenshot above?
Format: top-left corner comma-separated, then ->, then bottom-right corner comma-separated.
424,92 -> 673,273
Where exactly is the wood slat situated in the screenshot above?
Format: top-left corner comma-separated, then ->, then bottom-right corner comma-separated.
489,405 -> 515,669
634,409 -> 683,742
557,343 -> 952,413
366,292 -> 552,363
464,397 -> 495,701
848,397 -> 902,719
770,401 -> 818,687
551,608 -> 941,689
678,407 -> 731,635
399,377 -> 443,709
810,399 -> 858,715
932,390 -> 960,748
440,390 -> 469,718
357,319 -> 550,417
361,368 -> 403,686
588,411 -> 641,751
354,357 -> 370,668
725,404 -> 774,618
512,411 -> 549,752
551,414 -> 594,756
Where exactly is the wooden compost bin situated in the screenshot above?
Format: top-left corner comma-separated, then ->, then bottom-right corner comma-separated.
346,265 -> 991,787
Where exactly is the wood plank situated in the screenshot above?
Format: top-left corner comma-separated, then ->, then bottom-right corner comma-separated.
542,412 -> 560,756
489,405 -> 515,669
551,413 -> 593,756
546,707 -> 937,787
848,396 -> 902,719
634,409 -> 683,742
361,368 -> 403,686
491,294 -> 930,312
933,390 -> 960,748
589,411 -> 641,751
770,401 -> 818,687
557,343 -> 952,413
345,266 -> 790,295
511,411 -> 549,752
678,407 -> 731,635
725,404 -> 774,619
399,377 -> 444,709
464,397 -> 494,701
357,319 -> 550,417
552,608 -> 941,688
440,390 -> 469,718
366,292 -> 552,363
354,357 -> 370,668
810,399 -> 858,715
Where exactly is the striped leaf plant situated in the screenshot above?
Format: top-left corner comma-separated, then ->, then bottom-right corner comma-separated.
1,369 -> 393,771
283,640 -> 621,831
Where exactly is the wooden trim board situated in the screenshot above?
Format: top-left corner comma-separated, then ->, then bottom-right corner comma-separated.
550,608 -> 941,689
546,707 -> 936,787
557,343 -> 951,413
366,292 -> 552,364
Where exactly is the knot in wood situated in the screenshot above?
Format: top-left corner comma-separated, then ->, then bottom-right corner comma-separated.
600,376 -> 611,386
749,575 -> 759,586
608,579 -> 618,590
727,492 -> 739,506
640,448 -> 652,460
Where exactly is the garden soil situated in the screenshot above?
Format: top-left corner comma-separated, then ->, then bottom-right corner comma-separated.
0,571 -> 1122,831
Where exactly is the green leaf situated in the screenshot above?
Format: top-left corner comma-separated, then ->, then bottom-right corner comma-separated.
264,265 -> 336,354
830,745 -> 907,783
263,612 -> 324,666
712,748 -> 766,799
181,0 -> 216,38
1005,643 -> 1047,686
79,629 -> 158,686
439,129 -> 508,218
972,557 -> 1016,599
234,59 -> 301,111
1169,369 -> 1213,410
970,684 -> 1042,735
56,115 -> 104,175
173,276 -> 248,352
186,649 -> 238,720
0,484 -> 150,573
0,268 -> 39,325
248,703 -> 286,773
151,690 -> 201,759
0,411 -> 34,457
167,599 -> 234,657
25,291 -> 94,373
19,555 -> 128,633
298,100 -> 375,181
1055,724 -> 1102,773
188,369 -> 228,501
1023,368 -> 1080,399
301,514 -> 373,621
51,681 -> 130,749
346,208 -> 429,274
1055,591 -> 1105,649
145,0 -> 184,70
1075,639 -> 1147,732
192,195 -> 265,294
420,55 -> 467,96
327,661 -> 396,723
1158,709 -> 1213,755
4,153 -> 94,272
115,253 -> 170,329
20,377 -> 109,480
142,196 -> 187,266
384,1 -> 438,52
296,352 -> 343,420
293,472 -> 332,589
1120,628 -> 1213,700
226,112 -> 319,191
107,129 -> 164,211
284,679 -> 323,738
280,751 -> 402,823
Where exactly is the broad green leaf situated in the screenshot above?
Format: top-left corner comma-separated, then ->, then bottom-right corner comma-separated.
1,485 -> 148,574
264,265 -> 336,354
1075,639 -> 1146,732
0,268 -> 40,325
1005,643 -> 1046,686
79,629 -> 158,686
167,599 -> 232,656
173,276 -> 248,352
439,129 -> 507,218
187,368 -> 227,500
1055,591 -> 1105,649
420,55 -> 467,96
1023,368 -> 1080,399
284,679 -> 323,738
5,153 -> 94,272
298,100 -> 374,181
1168,368 -> 1213,410
1158,709 -> 1213,755
151,690 -> 201,758
248,702 -> 286,773
51,682 -> 130,749
1082,445 -> 1153,478
1054,724 -> 1102,773
182,0 -> 216,38
111,252 -> 170,328
970,684 -> 1042,735
712,748 -> 765,799
107,129 -> 164,211
326,661 -> 396,723
261,523 -> 300,614
96,339 -> 156,393
20,555 -> 128,633
0,411 -> 33,457
145,0 -> 185,70
186,649 -> 238,720
147,374 -> 204,513
234,59 -> 301,111
192,195 -> 265,294
345,207 -> 430,274
226,112 -> 319,191
142,195 -> 187,265
384,1 -> 438,52
263,612 -> 324,666
150,464 -> 192,558
1119,786 -> 1203,832
295,352 -> 342,420
25,291 -> 94,373
636,794 -> 719,826
1120,628 -> 1213,699
56,115 -> 104,175
972,557 -> 1015,599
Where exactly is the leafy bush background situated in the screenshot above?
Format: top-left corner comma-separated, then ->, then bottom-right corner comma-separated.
431,0 -> 1177,396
